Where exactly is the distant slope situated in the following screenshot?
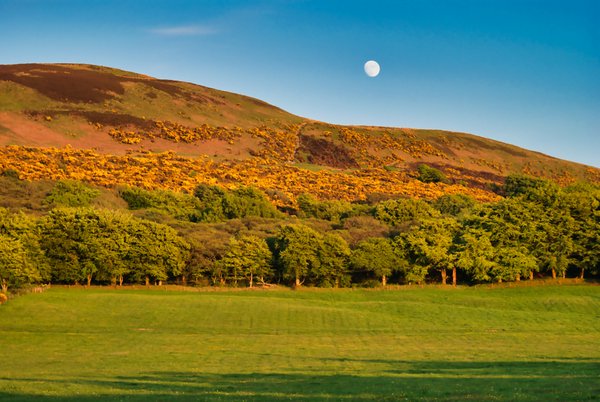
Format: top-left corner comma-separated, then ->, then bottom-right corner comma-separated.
0,63 -> 597,204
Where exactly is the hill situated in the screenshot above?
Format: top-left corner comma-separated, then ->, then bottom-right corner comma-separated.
0,63 -> 598,205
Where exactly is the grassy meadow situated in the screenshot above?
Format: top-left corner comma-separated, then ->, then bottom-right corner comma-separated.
1,284 -> 599,401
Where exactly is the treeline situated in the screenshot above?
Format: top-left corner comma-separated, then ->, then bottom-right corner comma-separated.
0,174 -> 598,291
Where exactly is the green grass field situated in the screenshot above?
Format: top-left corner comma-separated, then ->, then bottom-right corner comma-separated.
1,284 -> 599,401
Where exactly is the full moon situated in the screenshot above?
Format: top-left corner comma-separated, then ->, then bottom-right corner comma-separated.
364,60 -> 380,77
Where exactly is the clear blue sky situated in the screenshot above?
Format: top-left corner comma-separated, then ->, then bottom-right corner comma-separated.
1,0 -> 598,167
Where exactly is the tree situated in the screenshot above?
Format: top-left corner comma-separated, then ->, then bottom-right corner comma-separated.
93,210 -> 134,286
41,208 -> 189,286
494,246 -> 538,282
562,183 -> 600,279
193,185 -> 281,221
402,217 -> 458,285
455,230 -> 497,282
463,198 -> 542,281
222,235 -> 272,287
41,208 -> 103,285
396,233 -> 429,285
297,193 -> 355,222
193,184 -> 227,222
350,237 -> 403,286
125,219 -> 190,286
0,235 -> 40,292
529,197 -> 576,279
433,194 -> 475,216
339,215 -> 389,246
182,227 -> 230,285
222,186 -> 281,219
374,198 -> 438,228
120,186 -> 202,221
503,174 -> 560,207
0,208 -> 50,282
315,233 -> 351,287
275,224 -> 322,287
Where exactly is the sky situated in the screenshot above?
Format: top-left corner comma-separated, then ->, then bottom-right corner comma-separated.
1,0 -> 599,167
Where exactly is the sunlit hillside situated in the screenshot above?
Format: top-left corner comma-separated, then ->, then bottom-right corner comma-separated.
0,63 -> 598,206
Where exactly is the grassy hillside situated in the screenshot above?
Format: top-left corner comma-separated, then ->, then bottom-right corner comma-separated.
1,285 -> 599,400
0,63 -> 598,206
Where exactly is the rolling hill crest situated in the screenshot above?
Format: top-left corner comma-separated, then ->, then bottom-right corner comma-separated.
0,63 -> 597,205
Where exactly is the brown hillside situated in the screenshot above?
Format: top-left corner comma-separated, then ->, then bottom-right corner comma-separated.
0,63 -> 597,205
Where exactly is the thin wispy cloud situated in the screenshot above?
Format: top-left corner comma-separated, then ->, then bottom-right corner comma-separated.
149,25 -> 217,37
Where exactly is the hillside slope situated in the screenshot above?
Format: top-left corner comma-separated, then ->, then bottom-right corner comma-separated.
0,63 -> 597,204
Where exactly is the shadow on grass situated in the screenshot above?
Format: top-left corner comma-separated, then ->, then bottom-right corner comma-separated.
1,360 -> 599,401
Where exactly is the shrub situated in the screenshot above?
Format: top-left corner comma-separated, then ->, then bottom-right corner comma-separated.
417,164 -> 447,183
45,180 -> 100,207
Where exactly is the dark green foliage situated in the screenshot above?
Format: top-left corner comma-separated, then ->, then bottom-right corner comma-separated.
45,180 -> 100,207
374,197 -> 438,227
275,224 -> 322,286
0,174 -> 599,288
193,184 -> 280,221
0,234 -> 40,291
221,235 -> 272,287
400,217 -> 459,284
455,229 -> 498,282
562,183 -> 600,278
183,226 -> 231,285
462,198 -> 543,281
351,237 -> 403,286
40,208 -> 189,285
193,184 -> 227,221
417,164 -> 447,183
120,186 -> 202,221
125,219 -> 190,285
275,224 -> 352,287
297,193 -> 357,222
503,174 -> 560,206
0,208 -> 48,284
434,194 -> 475,216
315,233 -> 351,287
339,215 -> 390,246
222,187 -> 282,219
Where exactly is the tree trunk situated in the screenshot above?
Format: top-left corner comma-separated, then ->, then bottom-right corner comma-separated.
551,268 -> 556,279
335,277 -> 339,288
452,267 -> 457,287
295,276 -> 300,287
119,275 -> 123,286
182,275 -> 187,286
516,273 -> 520,282
529,271 -> 534,280
580,267 -> 584,279
561,271 -> 566,279
441,269 -> 447,285
249,272 -> 253,288
1,279 -> 7,293
87,274 -> 92,287
382,275 -> 387,287
145,276 -> 150,286
158,280 -> 163,286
